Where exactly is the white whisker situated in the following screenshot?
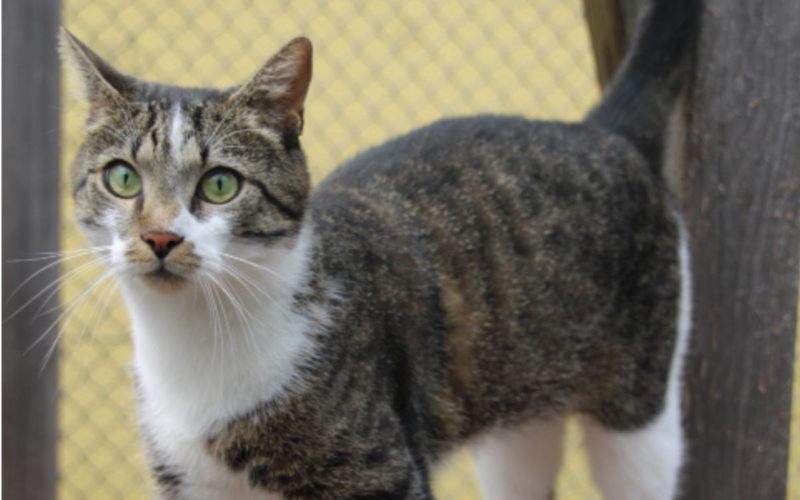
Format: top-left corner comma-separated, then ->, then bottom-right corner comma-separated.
4,254 -> 111,323
206,272 -> 259,354
30,269 -> 114,372
32,255 -> 113,320
75,276 -> 119,355
5,247 -> 110,304
219,252 -> 292,285
205,278 -> 227,392
222,262 -> 293,320
199,277 -> 221,371
7,245 -> 111,263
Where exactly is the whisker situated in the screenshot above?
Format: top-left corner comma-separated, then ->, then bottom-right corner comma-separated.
208,278 -> 231,341
199,277 -> 221,370
5,248 -> 109,305
4,255 -> 111,323
207,272 -> 259,353
38,271 -> 114,374
221,263 -> 272,303
205,278 -> 227,390
61,275 -> 115,372
84,279 -> 121,366
32,255 -> 113,320
221,271 -> 266,328
221,263 -> 293,320
74,276 -> 119,355
219,252 -> 292,285
7,245 -> 111,263
28,269 -> 114,369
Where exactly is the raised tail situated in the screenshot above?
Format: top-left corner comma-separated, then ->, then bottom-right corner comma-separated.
586,0 -> 701,171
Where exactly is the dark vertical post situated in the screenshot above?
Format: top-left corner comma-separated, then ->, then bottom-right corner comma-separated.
583,0 -> 628,87
680,0 -> 800,498
2,1 -> 62,499
583,0 -> 641,87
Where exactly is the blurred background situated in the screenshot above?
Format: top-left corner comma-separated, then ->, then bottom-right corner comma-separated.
3,0 -> 798,499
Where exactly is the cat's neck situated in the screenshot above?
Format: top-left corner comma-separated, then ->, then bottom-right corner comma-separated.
120,225 -> 316,440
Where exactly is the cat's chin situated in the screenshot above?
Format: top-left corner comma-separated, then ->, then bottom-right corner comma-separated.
139,268 -> 191,294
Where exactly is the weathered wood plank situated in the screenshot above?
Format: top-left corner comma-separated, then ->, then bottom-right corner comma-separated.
2,1 -> 62,499
680,0 -> 800,498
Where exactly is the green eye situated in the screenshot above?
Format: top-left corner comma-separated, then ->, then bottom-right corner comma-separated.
199,168 -> 240,204
104,162 -> 142,198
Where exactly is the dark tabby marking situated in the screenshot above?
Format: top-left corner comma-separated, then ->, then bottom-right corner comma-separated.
62,0 -> 700,498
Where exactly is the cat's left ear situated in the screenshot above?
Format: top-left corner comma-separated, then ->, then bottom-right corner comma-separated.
231,37 -> 312,136
59,27 -> 135,122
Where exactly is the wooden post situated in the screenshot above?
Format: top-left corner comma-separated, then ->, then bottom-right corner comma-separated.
583,0 -> 650,87
583,0 -> 628,87
680,0 -> 800,498
2,1 -> 62,499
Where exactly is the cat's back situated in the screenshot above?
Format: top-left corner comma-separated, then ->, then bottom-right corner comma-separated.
308,115 -> 682,435
311,114 -> 674,254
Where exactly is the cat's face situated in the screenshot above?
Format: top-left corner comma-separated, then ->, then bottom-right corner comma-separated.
62,29 -> 312,293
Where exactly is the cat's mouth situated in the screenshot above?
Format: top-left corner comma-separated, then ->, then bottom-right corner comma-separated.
141,265 -> 189,290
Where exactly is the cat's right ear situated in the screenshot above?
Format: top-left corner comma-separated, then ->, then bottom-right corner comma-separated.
228,37 -> 313,137
59,27 -> 134,122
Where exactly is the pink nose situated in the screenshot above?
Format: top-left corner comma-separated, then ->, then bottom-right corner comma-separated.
141,231 -> 184,259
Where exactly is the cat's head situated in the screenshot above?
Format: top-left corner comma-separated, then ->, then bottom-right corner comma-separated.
61,28 -> 312,293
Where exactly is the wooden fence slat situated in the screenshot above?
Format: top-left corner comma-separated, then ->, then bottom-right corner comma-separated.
680,0 -> 800,498
2,1 -> 62,499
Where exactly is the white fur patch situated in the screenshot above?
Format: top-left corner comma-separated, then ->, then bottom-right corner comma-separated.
118,222 -> 316,499
170,208 -> 229,273
171,103 -> 184,163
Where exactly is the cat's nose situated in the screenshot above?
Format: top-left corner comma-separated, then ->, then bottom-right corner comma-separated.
141,231 -> 184,259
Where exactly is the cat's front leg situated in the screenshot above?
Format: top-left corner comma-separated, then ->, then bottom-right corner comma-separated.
212,447 -> 436,500
209,418 -> 436,500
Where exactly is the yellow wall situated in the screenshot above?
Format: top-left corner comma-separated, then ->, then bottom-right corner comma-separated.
789,294 -> 800,499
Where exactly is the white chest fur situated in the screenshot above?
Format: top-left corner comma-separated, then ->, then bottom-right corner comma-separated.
120,234 -> 315,499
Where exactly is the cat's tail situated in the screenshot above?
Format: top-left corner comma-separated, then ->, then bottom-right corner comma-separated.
585,0 -> 701,171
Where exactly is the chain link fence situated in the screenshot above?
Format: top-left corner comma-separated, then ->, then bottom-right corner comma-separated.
58,0 -> 605,498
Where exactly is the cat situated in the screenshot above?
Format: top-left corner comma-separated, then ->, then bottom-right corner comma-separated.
60,0 -> 699,498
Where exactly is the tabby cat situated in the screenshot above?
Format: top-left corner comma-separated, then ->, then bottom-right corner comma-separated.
61,0 -> 699,498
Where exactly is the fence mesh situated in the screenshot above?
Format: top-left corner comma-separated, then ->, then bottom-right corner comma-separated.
57,0 -> 605,498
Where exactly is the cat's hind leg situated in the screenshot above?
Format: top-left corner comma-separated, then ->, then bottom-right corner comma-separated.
472,418 -> 565,500
580,389 -> 683,500
580,232 -> 691,500
581,342 -> 687,500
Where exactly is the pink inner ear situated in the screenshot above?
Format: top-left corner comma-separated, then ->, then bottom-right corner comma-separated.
279,38 -> 313,116
230,37 -> 312,132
